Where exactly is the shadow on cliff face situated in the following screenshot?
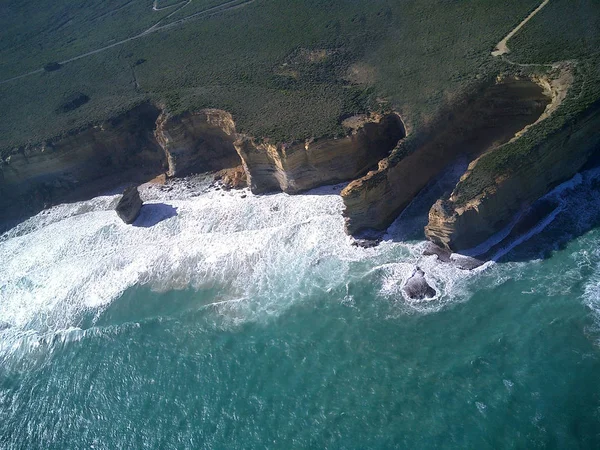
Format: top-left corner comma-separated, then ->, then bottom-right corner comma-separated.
484,163 -> 600,263
299,184 -> 346,196
383,158 -> 471,242
343,77 -> 552,237
0,102 -> 167,230
383,157 -> 600,266
133,203 -> 178,228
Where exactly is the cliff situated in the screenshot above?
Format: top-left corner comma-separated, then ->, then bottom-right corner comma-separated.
4,70 -> 592,249
425,100 -> 600,252
235,113 -> 405,194
0,107 -> 244,224
0,103 -> 164,222
0,106 -> 406,225
154,109 -> 240,177
342,77 -> 551,235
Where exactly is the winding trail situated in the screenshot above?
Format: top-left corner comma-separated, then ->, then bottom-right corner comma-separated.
0,0 -> 252,85
492,0 -> 550,57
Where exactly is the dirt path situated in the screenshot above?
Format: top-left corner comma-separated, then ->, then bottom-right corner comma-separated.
0,68 -> 44,85
492,0 -> 550,57
153,0 -> 186,11
143,0 -> 193,34
0,0 -> 252,85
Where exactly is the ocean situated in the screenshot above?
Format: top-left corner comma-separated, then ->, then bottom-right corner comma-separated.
1,169 -> 600,449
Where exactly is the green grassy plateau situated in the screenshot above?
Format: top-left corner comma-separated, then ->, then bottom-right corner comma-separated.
0,0 -> 545,154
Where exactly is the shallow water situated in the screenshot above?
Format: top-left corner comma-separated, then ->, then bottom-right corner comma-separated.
1,174 -> 600,448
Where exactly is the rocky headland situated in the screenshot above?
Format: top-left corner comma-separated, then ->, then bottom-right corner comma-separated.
2,68 -> 599,259
425,99 -> 600,252
341,76 -> 552,236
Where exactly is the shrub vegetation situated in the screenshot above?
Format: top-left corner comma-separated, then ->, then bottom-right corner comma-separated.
0,0 -> 545,155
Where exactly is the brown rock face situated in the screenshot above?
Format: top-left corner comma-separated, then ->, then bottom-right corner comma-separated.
342,78 -> 551,235
1,104 -> 405,227
116,186 -> 143,224
214,165 -> 247,190
235,113 -> 405,194
425,101 -> 600,252
0,107 -> 249,225
154,109 -> 241,178
0,103 -> 164,222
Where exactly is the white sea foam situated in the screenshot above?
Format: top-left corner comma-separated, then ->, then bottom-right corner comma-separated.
0,180 -> 431,336
582,249 -> 600,337
0,176 -> 497,358
5,164 -> 600,346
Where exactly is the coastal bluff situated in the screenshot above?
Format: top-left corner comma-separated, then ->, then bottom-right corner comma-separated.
235,113 -> 405,194
425,101 -> 600,252
2,71 -> 599,256
341,77 -> 552,236
0,106 -> 406,225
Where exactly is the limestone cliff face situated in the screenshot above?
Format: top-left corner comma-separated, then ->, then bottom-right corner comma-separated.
154,109 -> 240,177
342,78 -> 551,235
235,113 -> 406,194
0,103 -> 164,222
0,107 -> 249,224
425,102 -> 600,252
1,105 -> 406,225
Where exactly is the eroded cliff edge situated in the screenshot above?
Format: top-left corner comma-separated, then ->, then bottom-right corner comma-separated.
0,105 -> 244,224
3,65 -> 598,250
235,113 -> 405,194
154,109 -> 240,178
0,105 -> 406,226
341,76 -> 552,235
0,103 -> 165,222
425,89 -> 600,252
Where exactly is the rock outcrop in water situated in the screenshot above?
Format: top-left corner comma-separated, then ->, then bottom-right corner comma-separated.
422,242 -> 484,270
403,267 -> 436,300
342,77 -> 551,235
235,113 -> 405,194
116,186 -> 143,224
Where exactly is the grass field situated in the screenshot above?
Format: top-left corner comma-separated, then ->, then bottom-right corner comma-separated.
0,0 -> 548,154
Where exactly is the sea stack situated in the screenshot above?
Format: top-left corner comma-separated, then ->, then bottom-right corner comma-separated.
403,267 -> 436,300
116,186 -> 143,224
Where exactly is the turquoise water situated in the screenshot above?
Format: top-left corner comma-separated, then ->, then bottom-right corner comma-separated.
1,173 -> 600,449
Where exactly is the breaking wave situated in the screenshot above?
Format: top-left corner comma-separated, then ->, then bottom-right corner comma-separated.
5,164 -> 600,361
0,177 -> 477,346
